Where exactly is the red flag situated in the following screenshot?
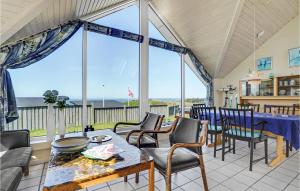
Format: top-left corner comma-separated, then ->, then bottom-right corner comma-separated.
128,87 -> 134,98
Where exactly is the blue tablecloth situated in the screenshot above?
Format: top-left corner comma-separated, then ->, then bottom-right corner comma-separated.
210,112 -> 300,150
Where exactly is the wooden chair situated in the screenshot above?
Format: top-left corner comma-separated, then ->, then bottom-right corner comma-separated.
143,117 -> 209,191
219,107 -> 268,171
264,104 -> 295,157
114,112 -> 164,183
292,104 -> 300,115
264,104 -> 294,115
193,106 -> 222,157
189,103 -> 206,118
237,103 -> 260,112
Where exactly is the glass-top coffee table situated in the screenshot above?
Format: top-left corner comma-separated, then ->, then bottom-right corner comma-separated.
43,130 -> 154,191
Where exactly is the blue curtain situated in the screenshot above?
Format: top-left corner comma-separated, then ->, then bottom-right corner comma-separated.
0,21 -> 82,130
187,50 -> 214,106
85,22 -> 144,43
149,38 -> 188,54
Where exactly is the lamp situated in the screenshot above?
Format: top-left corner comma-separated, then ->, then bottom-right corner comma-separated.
243,6 -> 263,86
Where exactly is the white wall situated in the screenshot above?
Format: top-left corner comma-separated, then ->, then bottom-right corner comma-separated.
214,15 -> 300,107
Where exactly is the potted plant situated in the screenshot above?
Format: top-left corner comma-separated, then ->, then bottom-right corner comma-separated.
43,90 -> 59,142
56,96 -> 69,138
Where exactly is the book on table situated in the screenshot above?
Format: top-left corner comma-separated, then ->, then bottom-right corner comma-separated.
82,144 -> 124,160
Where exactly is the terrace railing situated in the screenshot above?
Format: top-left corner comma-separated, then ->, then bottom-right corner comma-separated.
4,105 -> 169,133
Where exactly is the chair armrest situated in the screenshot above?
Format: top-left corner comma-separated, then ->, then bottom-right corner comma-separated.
125,130 -> 143,142
113,122 -> 141,133
0,130 -> 30,150
254,121 -> 267,127
136,117 -> 180,147
254,121 -> 267,140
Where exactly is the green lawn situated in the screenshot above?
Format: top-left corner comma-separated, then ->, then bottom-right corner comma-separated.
29,115 -> 178,137
30,123 -> 116,137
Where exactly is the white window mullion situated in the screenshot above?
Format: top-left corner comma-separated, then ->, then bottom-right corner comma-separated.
139,0 -> 149,119
82,28 -> 88,135
181,54 -> 185,117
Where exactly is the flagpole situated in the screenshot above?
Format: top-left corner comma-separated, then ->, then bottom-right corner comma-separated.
128,87 -> 130,107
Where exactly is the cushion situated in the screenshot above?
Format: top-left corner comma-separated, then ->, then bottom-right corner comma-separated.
143,148 -> 200,173
0,147 -> 32,171
0,167 -> 22,191
208,125 -> 222,131
226,129 -> 261,138
128,135 -> 157,147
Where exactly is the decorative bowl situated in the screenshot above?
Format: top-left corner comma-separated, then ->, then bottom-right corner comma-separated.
279,90 -> 286,95
52,136 -> 90,153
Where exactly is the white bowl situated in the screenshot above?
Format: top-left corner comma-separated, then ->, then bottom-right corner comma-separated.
52,136 -> 90,153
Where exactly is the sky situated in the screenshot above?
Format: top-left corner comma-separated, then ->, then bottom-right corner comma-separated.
9,6 -> 206,100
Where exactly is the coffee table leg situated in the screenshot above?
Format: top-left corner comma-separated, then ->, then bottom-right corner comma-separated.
148,161 -> 155,191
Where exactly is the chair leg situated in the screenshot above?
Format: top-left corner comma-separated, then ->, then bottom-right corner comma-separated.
222,134 -> 225,161
199,155 -> 209,191
249,140 -> 254,171
286,140 -> 289,157
124,176 -> 128,182
23,166 -> 29,176
264,139 -> 268,164
228,137 -> 231,152
290,144 -> 292,151
214,133 -> 217,158
254,143 -> 256,149
135,172 -> 139,183
233,138 -> 236,154
210,133 -> 213,144
206,133 -> 209,146
165,173 -> 172,191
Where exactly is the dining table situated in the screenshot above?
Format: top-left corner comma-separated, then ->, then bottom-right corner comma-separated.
43,130 -> 155,191
208,111 -> 300,166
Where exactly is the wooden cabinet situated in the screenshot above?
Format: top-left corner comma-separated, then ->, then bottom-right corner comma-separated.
239,75 -> 300,111
277,75 -> 300,97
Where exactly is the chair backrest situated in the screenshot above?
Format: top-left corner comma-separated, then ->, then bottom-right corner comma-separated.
237,104 -> 260,112
264,104 -> 294,115
196,106 -> 218,131
140,112 -> 163,136
169,117 -> 201,153
292,104 -> 300,115
219,107 -> 255,138
190,104 -> 206,119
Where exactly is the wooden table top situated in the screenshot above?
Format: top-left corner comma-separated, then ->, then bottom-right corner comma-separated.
43,130 -> 153,189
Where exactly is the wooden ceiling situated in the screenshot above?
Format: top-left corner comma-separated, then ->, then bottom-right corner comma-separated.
1,0 -> 299,78
1,0 -> 130,45
152,0 -> 299,77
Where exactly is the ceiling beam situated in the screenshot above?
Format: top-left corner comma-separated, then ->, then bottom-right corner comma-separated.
0,0 -> 49,45
214,0 -> 245,77
80,0 -> 136,22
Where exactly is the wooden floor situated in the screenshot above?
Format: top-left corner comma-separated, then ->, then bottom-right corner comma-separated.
19,134 -> 299,191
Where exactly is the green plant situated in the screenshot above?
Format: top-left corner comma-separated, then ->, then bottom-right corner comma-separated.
56,96 -> 69,110
43,90 -> 59,104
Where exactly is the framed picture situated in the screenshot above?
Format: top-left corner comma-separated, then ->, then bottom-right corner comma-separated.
256,57 -> 272,71
288,47 -> 300,67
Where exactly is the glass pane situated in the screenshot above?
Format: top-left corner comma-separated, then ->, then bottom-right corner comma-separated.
185,64 -> 207,116
87,6 -> 139,131
8,28 -> 83,137
149,22 -> 181,123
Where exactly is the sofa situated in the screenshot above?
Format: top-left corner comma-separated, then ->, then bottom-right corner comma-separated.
0,130 -> 32,191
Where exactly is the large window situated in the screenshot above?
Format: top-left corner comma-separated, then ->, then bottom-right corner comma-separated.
87,6 -> 140,130
149,22 -> 181,122
185,64 -> 207,109
8,28 -> 83,137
